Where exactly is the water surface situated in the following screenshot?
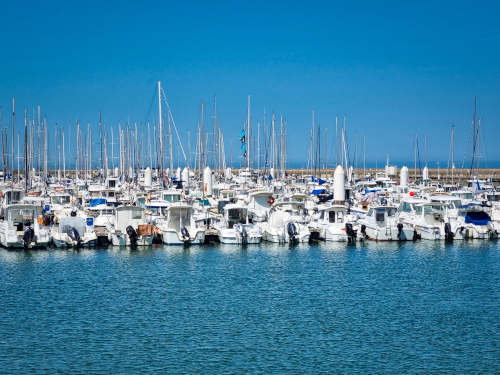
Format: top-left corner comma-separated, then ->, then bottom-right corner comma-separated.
1,241 -> 499,374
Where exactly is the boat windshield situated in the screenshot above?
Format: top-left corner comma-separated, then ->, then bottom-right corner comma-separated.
422,205 -> 444,215
163,194 -> 181,203
227,208 -> 247,227
52,196 -> 71,205
387,207 -> 397,217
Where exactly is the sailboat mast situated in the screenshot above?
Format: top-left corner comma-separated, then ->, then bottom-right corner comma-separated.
158,81 -> 163,177
247,95 -> 251,170
24,109 -> 28,192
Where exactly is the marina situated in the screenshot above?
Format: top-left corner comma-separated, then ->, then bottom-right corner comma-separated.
0,84 -> 498,250
2,1 -> 500,373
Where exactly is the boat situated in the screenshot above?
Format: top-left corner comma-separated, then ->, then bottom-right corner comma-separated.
109,206 -> 154,246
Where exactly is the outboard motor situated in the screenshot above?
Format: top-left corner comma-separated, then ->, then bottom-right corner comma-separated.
360,224 -> 367,240
126,225 -> 138,247
181,226 -> 190,241
345,223 -> 356,243
444,222 -> 454,242
237,224 -> 248,245
67,226 -> 81,247
23,227 -> 35,248
287,222 -> 298,243
397,223 -> 404,240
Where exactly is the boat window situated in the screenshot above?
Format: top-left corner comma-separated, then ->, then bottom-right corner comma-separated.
12,191 -> 22,203
387,208 -> 397,217
488,194 -> 500,202
164,194 -> 180,203
368,208 -> 373,217
108,180 -> 116,188
337,211 -> 344,223
328,211 -> 335,223
228,208 -> 246,228
131,210 -> 143,219
424,205 -> 443,215
400,202 -> 412,213
415,206 -> 423,215
375,211 -> 385,222
52,196 -> 70,205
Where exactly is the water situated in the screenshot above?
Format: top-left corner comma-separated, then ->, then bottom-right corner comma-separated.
1,241 -> 499,374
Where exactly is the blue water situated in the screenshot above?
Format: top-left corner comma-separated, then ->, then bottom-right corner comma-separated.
1,242 -> 499,374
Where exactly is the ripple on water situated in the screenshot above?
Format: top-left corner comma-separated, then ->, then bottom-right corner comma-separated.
0,241 -> 499,374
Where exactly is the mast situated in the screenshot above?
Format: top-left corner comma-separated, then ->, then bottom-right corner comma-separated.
11,97 -> 15,180
76,121 -> 80,180
335,116 -> 338,166
24,109 -> 28,192
37,106 -> 41,173
470,96 -> 477,176
168,111 -> 173,172
363,135 -> 366,177
213,95 -> 217,170
257,121 -> 260,171
200,101 -> 204,170
158,81 -> 163,177
148,122 -> 152,169
247,95 -> 250,170
324,127 -> 328,171
43,117 -> 47,183
56,124 -> 60,182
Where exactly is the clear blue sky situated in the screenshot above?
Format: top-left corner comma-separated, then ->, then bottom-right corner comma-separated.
1,1 -> 499,168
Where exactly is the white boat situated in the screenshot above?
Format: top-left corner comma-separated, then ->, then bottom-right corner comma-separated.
51,214 -> 98,247
155,203 -> 205,245
410,203 -> 448,240
358,205 -> 414,241
309,204 -> 357,242
454,204 -> 497,240
110,206 -> 154,246
0,204 -> 50,248
216,203 -> 262,244
85,204 -> 115,244
261,202 -> 310,243
247,190 -> 273,223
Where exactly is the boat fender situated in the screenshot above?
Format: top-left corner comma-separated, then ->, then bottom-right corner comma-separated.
126,225 -> 138,247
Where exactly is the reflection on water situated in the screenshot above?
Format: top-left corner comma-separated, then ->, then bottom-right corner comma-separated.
0,240 -> 499,374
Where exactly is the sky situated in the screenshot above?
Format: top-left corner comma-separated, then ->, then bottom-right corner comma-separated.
1,0 -> 499,169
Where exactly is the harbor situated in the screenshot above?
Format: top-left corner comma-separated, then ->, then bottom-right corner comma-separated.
2,1 -> 499,373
